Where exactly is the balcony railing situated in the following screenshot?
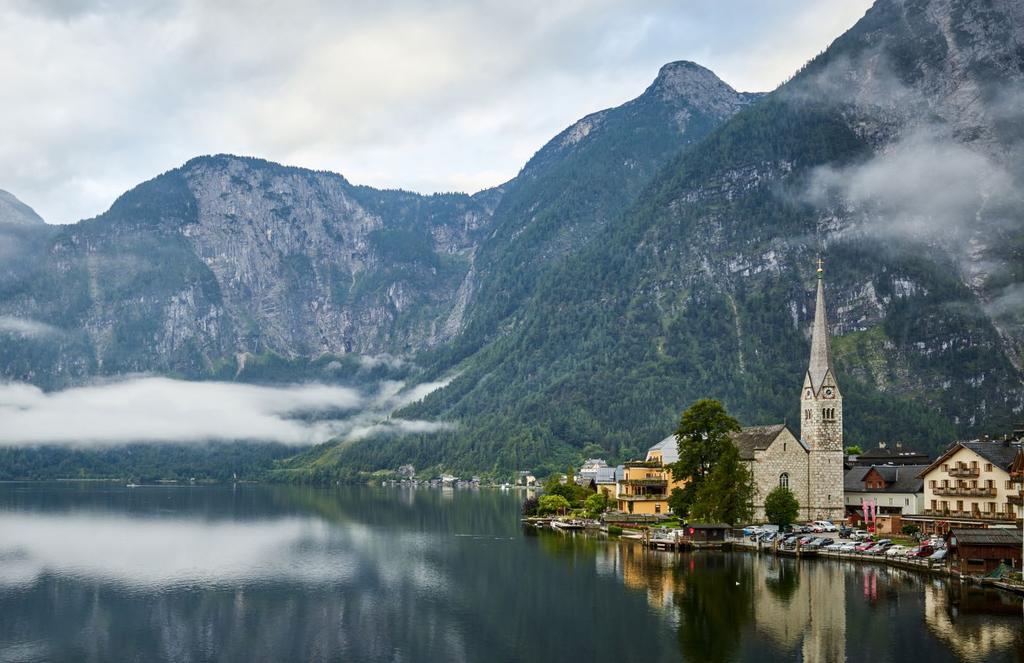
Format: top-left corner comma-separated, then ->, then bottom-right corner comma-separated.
618,494 -> 668,501
623,478 -> 669,486
921,509 -> 1015,521
932,486 -> 996,497
1008,494 -> 1023,505
948,465 -> 980,478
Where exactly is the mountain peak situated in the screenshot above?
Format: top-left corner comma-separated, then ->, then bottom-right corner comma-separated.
647,60 -> 762,118
0,190 -> 45,226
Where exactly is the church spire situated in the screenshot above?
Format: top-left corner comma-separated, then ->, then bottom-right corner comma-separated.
807,258 -> 834,393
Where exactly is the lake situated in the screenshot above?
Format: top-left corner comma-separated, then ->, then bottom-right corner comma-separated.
0,483 -> 1021,662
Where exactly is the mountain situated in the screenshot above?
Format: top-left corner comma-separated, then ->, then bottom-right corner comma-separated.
2,0 -> 1022,481
0,156 -> 492,384
436,61 -> 761,368
0,60 -> 756,388
0,190 -> 45,226
299,0 -> 1024,477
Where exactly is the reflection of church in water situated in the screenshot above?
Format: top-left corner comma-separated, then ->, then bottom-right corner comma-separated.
594,545 -> 846,662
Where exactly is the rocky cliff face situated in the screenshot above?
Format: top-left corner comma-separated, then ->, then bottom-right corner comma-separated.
0,156 -> 491,384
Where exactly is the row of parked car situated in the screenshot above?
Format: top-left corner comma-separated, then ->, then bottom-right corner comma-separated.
743,521 -> 839,539
775,534 -> 949,561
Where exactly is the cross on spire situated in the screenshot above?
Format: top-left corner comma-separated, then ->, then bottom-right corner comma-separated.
816,257 -> 824,277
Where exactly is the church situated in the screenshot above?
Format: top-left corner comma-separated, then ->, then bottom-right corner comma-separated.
647,261 -> 846,521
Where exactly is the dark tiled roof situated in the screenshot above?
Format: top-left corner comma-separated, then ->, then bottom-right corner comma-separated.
730,424 -> 788,460
844,464 -> 927,493
951,528 -> 1023,546
854,446 -> 930,465
961,440 -> 1020,471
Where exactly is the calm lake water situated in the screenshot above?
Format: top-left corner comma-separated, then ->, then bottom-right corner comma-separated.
0,483 -> 1021,663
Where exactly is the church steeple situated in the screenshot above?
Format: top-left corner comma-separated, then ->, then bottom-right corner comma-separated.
807,258 -> 836,394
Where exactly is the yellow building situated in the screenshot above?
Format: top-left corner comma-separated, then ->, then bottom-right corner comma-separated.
910,437 -> 1023,534
615,446 -> 687,516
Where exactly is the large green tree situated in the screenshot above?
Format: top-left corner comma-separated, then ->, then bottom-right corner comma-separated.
671,399 -> 741,516
764,486 -> 800,528
689,442 -> 754,525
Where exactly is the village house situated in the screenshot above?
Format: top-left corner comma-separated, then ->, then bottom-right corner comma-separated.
614,451 -> 684,516
844,464 -> 927,516
907,433 -> 1024,535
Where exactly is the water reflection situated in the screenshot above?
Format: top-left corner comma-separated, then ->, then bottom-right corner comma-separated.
1,484 -> 1021,663
925,582 -> 1024,662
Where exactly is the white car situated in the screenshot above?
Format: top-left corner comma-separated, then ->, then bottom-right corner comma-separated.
885,545 -> 907,557
813,520 -> 837,532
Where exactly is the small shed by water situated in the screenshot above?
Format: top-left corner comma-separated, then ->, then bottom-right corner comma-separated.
948,528 -> 1022,575
687,523 -> 730,543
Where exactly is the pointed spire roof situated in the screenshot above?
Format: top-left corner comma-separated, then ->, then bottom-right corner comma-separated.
807,259 -> 835,393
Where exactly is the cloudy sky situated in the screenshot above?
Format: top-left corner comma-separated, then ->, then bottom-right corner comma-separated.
1,0 -> 872,224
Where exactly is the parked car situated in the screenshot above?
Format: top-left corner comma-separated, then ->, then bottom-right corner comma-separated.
839,542 -> 858,553
928,549 -> 948,562
914,545 -> 935,558
885,545 -> 907,557
813,520 -> 838,532
854,541 -> 875,552
838,526 -> 853,539
823,541 -> 845,552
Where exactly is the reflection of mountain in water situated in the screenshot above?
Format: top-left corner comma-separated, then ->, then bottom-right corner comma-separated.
924,582 -> 1024,661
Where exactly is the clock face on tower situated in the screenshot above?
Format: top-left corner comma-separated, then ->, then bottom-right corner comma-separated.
804,388 -> 813,399
824,387 -> 835,398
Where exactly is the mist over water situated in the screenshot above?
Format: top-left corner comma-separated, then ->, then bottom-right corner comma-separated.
0,483 -> 1020,662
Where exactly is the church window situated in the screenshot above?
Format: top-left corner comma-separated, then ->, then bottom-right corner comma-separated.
805,409 -> 811,420
779,473 -> 789,489
783,442 -> 787,451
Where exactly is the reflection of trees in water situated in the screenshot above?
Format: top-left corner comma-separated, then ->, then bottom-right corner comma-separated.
673,554 -> 754,663
763,557 -> 800,603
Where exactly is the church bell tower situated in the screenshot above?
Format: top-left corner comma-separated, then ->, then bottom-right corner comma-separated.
801,259 -> 844,520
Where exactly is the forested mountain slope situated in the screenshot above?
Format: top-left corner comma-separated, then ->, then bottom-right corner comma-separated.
303,0 -> 1024,477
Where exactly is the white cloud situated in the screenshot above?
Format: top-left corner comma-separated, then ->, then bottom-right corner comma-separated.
0,316 -> 62,338
806,128 -> 1021,242
0,375 -> 456,447
0,0 -> 872,223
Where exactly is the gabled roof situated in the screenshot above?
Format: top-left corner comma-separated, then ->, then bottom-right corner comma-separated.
951,528 -> 1023,546
648,435 -> 680,464
918,439 -> 1023,478
844,464 -> 927,493
962,440 -> 1020,470
730,424 -> 798,460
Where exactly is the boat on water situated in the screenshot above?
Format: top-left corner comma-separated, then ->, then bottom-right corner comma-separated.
551,519 -> 587,530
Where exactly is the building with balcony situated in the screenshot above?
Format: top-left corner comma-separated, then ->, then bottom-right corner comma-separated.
615,458 -> 685,516
907,435 -> 1024,534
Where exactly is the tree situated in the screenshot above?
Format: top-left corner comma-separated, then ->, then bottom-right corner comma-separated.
668,487 -> 688,516
845,445 -> 863,455
538,494 -> 570,515
671,399 -> 741,516
584,492 -> 608,518
764,486 -> 800,528
521,495 -> 540,517
689,442 -> 754,525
